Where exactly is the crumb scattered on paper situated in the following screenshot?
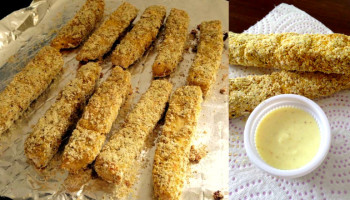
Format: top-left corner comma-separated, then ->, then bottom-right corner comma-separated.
189,145 -> 207,164
220,88 -> 226,94
221,73 -> 228,81
213,190 -> 224,200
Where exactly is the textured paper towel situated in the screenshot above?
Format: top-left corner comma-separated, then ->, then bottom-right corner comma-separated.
229,3 -> 350,200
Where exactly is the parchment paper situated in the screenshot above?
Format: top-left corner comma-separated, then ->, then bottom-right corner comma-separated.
0,0 -> 229,199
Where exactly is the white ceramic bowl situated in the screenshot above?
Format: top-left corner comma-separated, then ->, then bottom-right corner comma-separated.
244,94 -> 331,178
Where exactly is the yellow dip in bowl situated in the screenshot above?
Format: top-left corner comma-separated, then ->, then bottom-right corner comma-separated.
244,94 -> 331,178
255,107 -> 320,170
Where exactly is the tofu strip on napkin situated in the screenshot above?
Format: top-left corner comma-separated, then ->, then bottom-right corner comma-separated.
229,33 -> 350,74
229,70 -> 350,118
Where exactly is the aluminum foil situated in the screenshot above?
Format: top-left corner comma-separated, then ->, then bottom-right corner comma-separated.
0,0 -> 229,199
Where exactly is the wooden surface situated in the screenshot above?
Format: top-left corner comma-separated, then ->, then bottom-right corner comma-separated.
229,0 -> 350,35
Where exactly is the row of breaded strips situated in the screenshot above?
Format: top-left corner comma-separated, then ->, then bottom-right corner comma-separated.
50,0 -> 223,97
88,4 -> 222,200
50,0 -> 166,70
150,11 -> 224,200
48,1 -> 170,180
20,0 -> 108,151
23,0 -> 133,169
23,0 -> 167,190
229,33 -> 350,118
152,20 -> 223,200
23,63 -> 131,171
24,1 -> 164,169
23,0 -> 106,168
23,1 -> 223,199
53,1 -> 222,199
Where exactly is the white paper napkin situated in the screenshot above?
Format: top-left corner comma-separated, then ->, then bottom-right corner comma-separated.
229,3 -> 350,200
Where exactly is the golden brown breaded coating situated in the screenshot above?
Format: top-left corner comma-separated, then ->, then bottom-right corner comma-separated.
64,168 -> 93,192
76,2 -> 139,61
229,32 -> 350,74
94,80 -> 172,186
24,63 -> 101,168
187,20 -> 223,97
153,86 -> 203,200
0,46 -> 63,135
51,0 -> 105,50
111,5 -> 166,68
152,8 -> 189,77
229,70 -> 350,118
61,66 -> 131,172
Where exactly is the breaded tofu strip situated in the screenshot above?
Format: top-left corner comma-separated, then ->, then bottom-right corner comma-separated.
51,0 -> 104,50
0,46 -> 63,135
95,80 -> 172,185
24,63 -> 101,168
229,33 -> 350,74
152,8 -> 189,77
187,20 -> 223,97
229,70 -> 350,118
111,5 -> 166,68
61,66 -> 131,172
153,86 -> 203,200
76,2 -> 139,61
